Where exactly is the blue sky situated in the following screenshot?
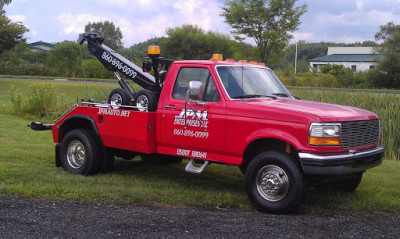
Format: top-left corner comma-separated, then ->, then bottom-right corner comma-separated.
4,0 -> 400,47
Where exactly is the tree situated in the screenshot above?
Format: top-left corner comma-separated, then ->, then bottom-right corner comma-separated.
221,0 -> 307,64
84,21 -> 123,50
374,22 -> 400,88
0,10 -> 28,55
124,37 -> 164,60
161,24 -> 234,60
0,0 -> 12,10
47,41 -> 85,77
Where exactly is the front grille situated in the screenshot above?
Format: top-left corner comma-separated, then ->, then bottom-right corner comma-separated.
341,120 -> 380,148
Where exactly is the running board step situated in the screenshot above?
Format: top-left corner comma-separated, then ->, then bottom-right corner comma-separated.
185,159 -> 209,174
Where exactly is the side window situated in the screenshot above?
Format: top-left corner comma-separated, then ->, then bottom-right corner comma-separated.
172,67 -> 220,102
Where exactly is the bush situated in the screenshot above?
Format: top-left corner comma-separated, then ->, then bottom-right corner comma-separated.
82,59 -> 113,79
10,84 -> 57,118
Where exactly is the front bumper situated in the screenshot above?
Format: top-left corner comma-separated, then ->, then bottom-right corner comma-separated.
298,146 -> 384,175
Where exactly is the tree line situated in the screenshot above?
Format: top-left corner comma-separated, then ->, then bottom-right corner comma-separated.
1,0 -> 400,88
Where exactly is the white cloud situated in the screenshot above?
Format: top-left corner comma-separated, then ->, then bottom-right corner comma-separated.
58,13 -> 110,35
30,29 -> 38,37
105,0 -> 127,7
9,14 -> 26,22
119,14 -> 174,45
356,0 -> 364,10
171,0 -> 227,33
114,0 -> 229,45
292,32 -> 314,42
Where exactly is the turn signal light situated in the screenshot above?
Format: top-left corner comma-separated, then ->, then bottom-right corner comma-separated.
148,45 -> 160,57
309,137 -> 341,145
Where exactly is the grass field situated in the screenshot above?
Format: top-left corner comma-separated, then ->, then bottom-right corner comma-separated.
0,79 -> 399,213
0,113 -> 399,213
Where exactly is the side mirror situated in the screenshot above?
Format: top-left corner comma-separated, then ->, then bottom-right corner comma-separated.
142,61 -> 152,72
188,81 -> 203,101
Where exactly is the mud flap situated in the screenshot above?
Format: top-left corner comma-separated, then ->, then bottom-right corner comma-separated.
55,144 -> 61,167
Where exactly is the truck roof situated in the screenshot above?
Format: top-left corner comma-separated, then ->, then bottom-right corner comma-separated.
173,60 -> 269,68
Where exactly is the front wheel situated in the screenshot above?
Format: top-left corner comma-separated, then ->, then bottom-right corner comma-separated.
246,151 -> 304,214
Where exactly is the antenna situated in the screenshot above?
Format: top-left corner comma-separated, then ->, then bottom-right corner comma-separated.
79,45 -> 88,101
295,43 -> 298,74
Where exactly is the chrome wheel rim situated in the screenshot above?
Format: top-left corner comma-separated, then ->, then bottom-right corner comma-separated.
136,95 -> 148,111
67,140 -> 86,169
110,94 -> 122,106
256,165 -> 289,202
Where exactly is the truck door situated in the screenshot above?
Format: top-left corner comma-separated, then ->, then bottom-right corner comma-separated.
159,66 -> 226,162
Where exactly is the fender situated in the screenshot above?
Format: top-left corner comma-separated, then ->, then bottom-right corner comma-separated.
57,114 -> 101,144
244,127 -> 304,152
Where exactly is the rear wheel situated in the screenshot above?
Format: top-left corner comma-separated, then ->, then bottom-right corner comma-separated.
246,151 -> 304,214
134,89 -> 157,112
60,129 -> 102,176
108,88 -> 131,107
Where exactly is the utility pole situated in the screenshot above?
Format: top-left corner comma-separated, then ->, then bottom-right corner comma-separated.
294,43 -> 298,74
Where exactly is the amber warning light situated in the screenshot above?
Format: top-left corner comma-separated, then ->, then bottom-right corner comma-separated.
210,54 -> 223,61
148,45 -> 160,58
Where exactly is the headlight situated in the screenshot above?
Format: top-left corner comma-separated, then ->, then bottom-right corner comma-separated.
309,123 -> 341,145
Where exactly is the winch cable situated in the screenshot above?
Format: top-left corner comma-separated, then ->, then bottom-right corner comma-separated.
79,45 -> 88,101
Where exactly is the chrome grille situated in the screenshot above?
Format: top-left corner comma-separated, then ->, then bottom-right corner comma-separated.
341,120 -> 380,148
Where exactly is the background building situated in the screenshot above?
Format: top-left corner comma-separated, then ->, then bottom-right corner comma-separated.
29,41 -> 55,52
309,47 -> 384,73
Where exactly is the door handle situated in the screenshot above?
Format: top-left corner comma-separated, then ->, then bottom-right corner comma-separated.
164,105 -> 176,110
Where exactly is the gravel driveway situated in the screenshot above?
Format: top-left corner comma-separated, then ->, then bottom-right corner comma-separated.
1,196 -> 399,238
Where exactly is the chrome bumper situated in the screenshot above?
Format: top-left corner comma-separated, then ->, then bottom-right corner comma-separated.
298,146 -> 384,175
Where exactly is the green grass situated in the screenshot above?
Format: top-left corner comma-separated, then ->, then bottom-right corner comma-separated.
0,113 -> 399,213
0,79 -> 118,121
0,74 -> 115,82
1,79 -> 400,213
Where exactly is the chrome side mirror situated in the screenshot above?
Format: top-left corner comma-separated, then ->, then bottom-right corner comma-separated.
188,81 -> 203,101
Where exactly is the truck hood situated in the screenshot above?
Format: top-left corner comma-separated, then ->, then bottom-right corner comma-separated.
245,98 -> 378,122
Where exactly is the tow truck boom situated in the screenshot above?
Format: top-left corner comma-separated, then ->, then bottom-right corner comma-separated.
79,33 -> 165,97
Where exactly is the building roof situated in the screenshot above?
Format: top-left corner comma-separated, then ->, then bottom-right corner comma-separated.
29,41 -> 55,48
310,54 -> 384,63
28,41 -> 55,51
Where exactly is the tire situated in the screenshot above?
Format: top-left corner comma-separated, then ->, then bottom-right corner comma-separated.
318,172 -> 363,192
60,129 -> 102,176
134,89 -> 157,112
246,151 -> 304,214
108,88 -> 131,107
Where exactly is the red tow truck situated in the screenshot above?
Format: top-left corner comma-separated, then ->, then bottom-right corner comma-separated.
29,33 -> 384,213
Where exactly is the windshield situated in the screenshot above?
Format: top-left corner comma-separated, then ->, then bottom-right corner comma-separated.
216,66 -> 292,99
